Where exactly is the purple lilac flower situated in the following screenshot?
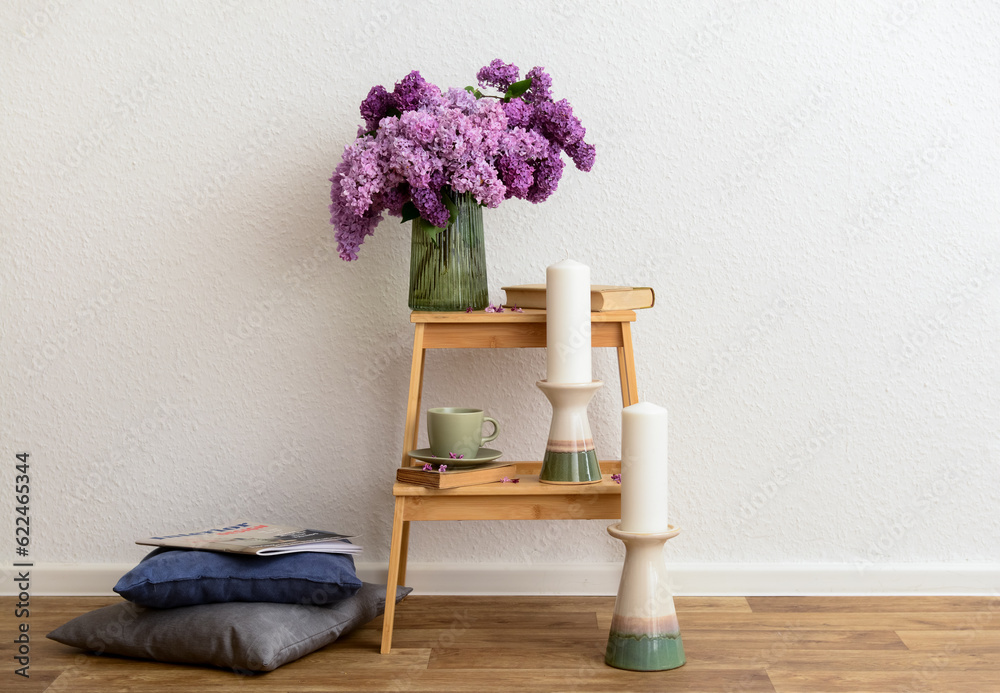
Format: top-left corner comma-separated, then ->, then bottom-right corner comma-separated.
477,59 -> 520,92
534,99 -> 586,148
411,186 -> 451,228
497,127 -> 550,199
330,158 -> 383,260
330,61 -> 595,259
360,85 -> 393,131
524,66 -> 553,104
611,473 -> 621,484
448,452 -> 464,459
338,136 -> 387,217
439,464 -> 448,472
445,87 -> 478,115
526,143 -> 565,203
422,463 -> 433,471
502,98 -> 532,129
392,70 -> 442,112
381,185 -> 410,217
510,304 -> 523,313
565,140 -> 596,172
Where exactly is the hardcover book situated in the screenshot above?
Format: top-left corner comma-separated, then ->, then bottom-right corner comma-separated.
501,284 -> 655,312
396,463 -> 517,489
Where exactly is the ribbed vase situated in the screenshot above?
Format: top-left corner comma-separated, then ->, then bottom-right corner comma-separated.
408,192 -> 488,311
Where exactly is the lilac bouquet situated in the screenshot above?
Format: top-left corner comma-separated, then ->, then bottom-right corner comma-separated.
330,59 -> 595,261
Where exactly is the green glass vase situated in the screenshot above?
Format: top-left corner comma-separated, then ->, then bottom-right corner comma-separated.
408,192 -> 488,311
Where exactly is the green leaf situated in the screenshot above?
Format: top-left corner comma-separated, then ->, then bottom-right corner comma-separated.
441,190 -> 459,223
400,202 -> 420,223
503,77 -> 532,101
416,216 -> 445,242
385,106 -> 402,119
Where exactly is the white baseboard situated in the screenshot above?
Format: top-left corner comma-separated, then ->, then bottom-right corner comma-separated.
7,562 -> 1000,597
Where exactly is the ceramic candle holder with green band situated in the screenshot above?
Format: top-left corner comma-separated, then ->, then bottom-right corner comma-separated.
427,407 -> 500,459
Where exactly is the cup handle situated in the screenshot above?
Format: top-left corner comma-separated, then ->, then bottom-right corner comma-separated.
481,417 -> 500,445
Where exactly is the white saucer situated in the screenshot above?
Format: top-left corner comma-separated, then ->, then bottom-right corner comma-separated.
407,448 -> 503,466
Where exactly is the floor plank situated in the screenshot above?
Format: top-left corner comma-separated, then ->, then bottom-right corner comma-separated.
4,594 -> 997,692
748,596 -> 1000,613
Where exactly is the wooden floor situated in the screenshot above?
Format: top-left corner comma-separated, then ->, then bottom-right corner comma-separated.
4,595 -> 999,692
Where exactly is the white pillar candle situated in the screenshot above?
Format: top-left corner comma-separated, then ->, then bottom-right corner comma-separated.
546,259 -> 592,384
620,402 -> 669,533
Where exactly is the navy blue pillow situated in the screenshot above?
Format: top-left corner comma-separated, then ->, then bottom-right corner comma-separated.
114,548 -> 362,609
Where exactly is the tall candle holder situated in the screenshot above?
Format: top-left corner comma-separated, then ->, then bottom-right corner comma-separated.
605,522 -> 685,671
536,379 -> 603,484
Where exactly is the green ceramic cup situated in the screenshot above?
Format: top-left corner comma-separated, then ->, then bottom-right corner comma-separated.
427,407 -> 500,459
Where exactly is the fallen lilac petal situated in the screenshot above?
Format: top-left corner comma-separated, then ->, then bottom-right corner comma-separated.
422,463 -> 433,471
611,473 -> 621,484
439,464 -> 448,472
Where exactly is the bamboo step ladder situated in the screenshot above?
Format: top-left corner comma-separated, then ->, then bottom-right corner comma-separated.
382,309 -> 641,654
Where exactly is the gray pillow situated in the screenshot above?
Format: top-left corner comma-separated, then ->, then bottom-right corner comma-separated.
47,582 -> 410,672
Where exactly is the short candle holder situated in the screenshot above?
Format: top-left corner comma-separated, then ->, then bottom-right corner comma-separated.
605,522 -> 685,671
536,379 -> 603,484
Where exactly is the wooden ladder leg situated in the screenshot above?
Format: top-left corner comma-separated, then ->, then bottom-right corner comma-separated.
381,497 -> 407,654
617,321 -> 639,406
397,521 -> 410,585
401,324 -> 427,466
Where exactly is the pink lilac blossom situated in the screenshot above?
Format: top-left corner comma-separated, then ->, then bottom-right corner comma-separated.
502,98 -> 532,128
477,59 -> 520,92
330,60 -> 595,260
360,85 -> 393,131
392,70 -> 443,112
524,66 -> 553,104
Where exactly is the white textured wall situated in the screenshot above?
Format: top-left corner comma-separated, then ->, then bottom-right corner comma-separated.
2,1 -> 998,580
